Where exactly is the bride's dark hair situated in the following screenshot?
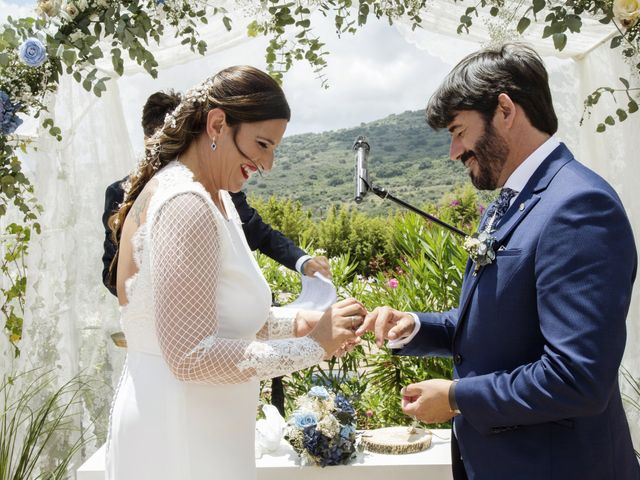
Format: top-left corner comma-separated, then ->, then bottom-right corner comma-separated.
108,65 -> 290,280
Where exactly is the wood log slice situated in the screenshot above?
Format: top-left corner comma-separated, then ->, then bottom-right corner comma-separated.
361,426 -> 432,454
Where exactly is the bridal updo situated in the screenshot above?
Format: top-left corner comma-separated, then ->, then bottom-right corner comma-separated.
108,65 -> 291,272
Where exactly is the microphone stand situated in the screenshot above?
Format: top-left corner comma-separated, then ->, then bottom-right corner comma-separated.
361,178 -> 468,238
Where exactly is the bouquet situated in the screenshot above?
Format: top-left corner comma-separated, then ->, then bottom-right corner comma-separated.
285,386 -> 359,466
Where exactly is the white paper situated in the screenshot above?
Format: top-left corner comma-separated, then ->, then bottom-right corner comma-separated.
283,272 -> 337,312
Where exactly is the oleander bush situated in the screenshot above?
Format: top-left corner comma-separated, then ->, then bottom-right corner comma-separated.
256,185 -> 484,429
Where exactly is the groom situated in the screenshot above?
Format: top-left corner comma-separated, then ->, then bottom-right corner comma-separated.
358,43 -> 639,479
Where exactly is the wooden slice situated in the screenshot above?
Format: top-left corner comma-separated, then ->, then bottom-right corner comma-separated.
361,426 -> 432,455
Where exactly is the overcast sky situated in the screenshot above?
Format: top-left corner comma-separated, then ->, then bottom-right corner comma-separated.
1,0 -> 470,153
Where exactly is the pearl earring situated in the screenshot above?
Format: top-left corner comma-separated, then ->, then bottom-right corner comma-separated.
210,139 -> 217,151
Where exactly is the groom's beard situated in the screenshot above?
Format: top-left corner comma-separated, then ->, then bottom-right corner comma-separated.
465,122 -> 510,191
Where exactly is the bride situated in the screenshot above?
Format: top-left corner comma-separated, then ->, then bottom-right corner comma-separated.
105,65 -> 366,479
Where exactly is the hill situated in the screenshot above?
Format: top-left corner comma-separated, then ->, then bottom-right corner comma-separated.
246,109 -> 470,216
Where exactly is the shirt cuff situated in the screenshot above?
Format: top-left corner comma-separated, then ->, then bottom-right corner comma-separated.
387,312 -> 421,349
295,255 -> 312,275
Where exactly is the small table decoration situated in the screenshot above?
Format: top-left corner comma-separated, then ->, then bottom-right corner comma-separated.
285,386 -> 359,466
360,426 -> 432,454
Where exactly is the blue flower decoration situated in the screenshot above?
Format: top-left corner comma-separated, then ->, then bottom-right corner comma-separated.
308,385 -> 329,399
18,38 -> 48,68
0,91 -> 23,135
335,394 -> 355,416
293,412 -> 318,429
340,424 -> 355,439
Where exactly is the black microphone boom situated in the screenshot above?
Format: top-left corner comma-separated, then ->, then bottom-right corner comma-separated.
353,136 -> 370,203
353,135 -> 467,238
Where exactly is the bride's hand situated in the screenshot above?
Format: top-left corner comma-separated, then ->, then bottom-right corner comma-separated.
294,310 -> 322,337
308,298 -> 367,357
333,337 -> 361,358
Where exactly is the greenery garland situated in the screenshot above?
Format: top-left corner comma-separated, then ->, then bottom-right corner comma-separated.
0,0 -> 639,355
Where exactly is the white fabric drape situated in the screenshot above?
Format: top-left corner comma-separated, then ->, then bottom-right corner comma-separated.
8,7 -> 253,468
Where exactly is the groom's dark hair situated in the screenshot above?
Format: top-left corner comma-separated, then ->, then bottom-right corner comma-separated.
425,43 -> 558,135
141,90 -> 182,137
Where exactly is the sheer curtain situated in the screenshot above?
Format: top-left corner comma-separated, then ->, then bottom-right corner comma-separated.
12,9 -> 252,468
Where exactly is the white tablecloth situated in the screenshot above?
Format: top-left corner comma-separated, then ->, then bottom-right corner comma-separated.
77,429 -> 453,480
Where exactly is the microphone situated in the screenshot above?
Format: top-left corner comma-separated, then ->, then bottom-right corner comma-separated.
353,136 -> 370,203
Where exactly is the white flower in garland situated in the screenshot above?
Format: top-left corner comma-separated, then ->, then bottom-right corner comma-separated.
613,0 -> 640,28
36,0 -> 62,17
62,2 -> 80,19
68,30 -> 85,43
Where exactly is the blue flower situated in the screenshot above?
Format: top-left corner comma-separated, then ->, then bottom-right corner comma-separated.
155,0 -> 165,4
293,412 -> 317,429
308,385 -> 329,399
0,91 -> 23,135
340,424 -> 355,439
335,394 -> 355,416
18,38 -> 47,68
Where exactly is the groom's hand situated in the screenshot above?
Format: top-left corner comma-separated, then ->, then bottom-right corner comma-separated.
355,306 -> 415,347
401,379 -> 455,424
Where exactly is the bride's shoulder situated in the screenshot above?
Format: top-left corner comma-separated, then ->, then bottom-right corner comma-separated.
147,161 -> 214,220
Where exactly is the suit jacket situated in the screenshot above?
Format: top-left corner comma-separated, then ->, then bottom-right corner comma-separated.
101,178 -> 306,296
400,144 -> 640,479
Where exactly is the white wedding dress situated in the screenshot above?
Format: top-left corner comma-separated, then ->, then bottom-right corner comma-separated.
105,161 -> 325,479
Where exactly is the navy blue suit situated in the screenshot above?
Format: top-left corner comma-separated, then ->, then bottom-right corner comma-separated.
400,144 -> 640,479
101,178 -> 306,296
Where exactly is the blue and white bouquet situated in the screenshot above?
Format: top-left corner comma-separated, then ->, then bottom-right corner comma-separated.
285,386 -> 358,466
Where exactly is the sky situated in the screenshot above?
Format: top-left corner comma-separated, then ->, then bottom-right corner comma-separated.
0,0 -> 466,152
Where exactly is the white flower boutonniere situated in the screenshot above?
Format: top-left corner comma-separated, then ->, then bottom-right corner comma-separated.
464,231 -> 497,273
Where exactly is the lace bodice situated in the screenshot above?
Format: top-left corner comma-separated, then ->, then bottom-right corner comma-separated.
120,161 -> 324,384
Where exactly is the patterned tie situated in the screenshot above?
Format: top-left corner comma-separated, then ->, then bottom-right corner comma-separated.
479,187 -> 517,233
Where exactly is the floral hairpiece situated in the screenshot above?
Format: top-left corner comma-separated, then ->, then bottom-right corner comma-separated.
135,75 -> 216,176
162,75 -> 216,133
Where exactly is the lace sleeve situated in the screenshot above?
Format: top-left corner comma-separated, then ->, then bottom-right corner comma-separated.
149,192 -> 325,384
256,307 -> 297,340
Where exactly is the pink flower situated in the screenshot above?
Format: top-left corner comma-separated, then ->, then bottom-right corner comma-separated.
387,278 -> 399,289
450,199 -> 461,207
366,410 -> 374,418
478,203 -> 486,215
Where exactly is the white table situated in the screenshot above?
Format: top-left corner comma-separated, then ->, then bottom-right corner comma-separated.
77,429 -> 453,480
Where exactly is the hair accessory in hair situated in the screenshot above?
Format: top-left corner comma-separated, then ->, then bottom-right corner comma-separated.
162,75 -> 216,134
164,111 -> 177,129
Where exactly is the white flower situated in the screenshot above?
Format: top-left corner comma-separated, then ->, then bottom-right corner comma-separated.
68,30 -> 85,43
63,2 -> 80,18
74,0 -> 89,10
613,0 -> 640,28
316,415 -> 340,438
36,0 -> 61,17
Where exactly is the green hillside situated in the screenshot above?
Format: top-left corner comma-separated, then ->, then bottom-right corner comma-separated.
246,109 -> 470,216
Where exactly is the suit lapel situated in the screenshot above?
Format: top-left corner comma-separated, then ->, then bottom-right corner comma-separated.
453,144 -> 575,336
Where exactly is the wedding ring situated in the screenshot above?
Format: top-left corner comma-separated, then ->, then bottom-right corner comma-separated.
350,316 -> 357,330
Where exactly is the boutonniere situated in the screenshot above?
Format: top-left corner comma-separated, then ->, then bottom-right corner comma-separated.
463,231 -> 497,273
